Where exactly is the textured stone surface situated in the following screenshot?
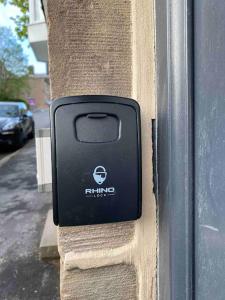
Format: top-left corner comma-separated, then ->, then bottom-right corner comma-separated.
61,264 -> 137,300
58,221 -> 135,258
47,0 -> 132,99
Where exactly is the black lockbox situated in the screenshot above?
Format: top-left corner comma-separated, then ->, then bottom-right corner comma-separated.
50,95 -> 142,226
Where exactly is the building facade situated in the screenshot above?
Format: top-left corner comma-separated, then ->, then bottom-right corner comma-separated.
28,0 -> 48,64
23,75 -> 50,109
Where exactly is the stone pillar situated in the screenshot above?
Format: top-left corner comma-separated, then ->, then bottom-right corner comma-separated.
46,0 -> 156,299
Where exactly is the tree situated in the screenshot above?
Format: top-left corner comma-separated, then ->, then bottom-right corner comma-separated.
0,0 -> 29,40
0,27 -> 29,100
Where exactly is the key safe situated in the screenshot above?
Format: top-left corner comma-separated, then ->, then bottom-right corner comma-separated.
50,95 -> 142,226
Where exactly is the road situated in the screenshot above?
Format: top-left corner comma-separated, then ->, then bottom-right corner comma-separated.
0,109 -> 59,300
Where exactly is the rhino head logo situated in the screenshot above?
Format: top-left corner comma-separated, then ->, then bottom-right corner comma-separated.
93,166 -> 107,185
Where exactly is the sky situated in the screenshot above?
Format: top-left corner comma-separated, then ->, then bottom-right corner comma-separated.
0,3 -> 46,74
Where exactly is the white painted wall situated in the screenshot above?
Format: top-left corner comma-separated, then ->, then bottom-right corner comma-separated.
29,0 -> 45,24
36,135 -> 52,191
28,0 -> 48,62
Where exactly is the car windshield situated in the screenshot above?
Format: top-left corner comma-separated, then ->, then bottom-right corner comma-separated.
0,105 -> 19,117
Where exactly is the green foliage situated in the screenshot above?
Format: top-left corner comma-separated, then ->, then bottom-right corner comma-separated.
0,26 -> 29,100
0,0 -> 29,40
0,27 -> 28,75
28,65 -> 34,75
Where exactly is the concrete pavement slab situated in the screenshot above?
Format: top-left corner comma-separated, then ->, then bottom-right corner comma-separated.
40,209 -> 59,260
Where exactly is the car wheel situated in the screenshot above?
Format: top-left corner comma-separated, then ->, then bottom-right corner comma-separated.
14,131 -> 25,149
28,123 -> 35,139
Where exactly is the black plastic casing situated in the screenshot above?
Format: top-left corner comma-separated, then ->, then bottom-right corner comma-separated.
50,95 -> 142,226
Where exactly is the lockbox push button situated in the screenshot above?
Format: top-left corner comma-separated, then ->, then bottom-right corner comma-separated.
75,113 -> 119,143
50,95 -> 142,226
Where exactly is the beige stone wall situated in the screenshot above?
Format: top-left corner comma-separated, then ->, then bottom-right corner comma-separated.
46,0 -> 156,299
48,0 -> 132,98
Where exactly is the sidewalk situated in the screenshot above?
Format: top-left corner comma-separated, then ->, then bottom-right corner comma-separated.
0,139 -> 59,300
